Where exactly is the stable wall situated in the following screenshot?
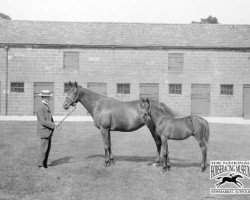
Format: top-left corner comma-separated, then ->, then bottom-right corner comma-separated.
0,47 -> 249,116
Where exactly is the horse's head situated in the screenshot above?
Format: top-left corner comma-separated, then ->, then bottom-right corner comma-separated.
234,174 -> 243,179
63,81 -> 79,110
139,98 -> 151,122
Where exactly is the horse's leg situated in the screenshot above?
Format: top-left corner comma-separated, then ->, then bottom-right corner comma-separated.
195,137 -> 207,172
100,127 -> 111,167
161,136 -> 170,173
216,181 -> 224,188
108,130 -> 114,164
235,181 -> 242,188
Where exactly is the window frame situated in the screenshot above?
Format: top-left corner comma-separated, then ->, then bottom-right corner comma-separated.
168,53 -> 184,71
63,51 -> 80,69
169,84 -> 182,95
117,83 -> 130,94
64,82 -> 72,94
10,82 -> 24,93
220,84 -> 233,95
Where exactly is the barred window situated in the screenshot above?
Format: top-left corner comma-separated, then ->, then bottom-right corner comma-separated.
169,84 -> 182,94
168,53 -> 184,71
11,82 -> 24,93
117,83 -> 130,94
63,51 -> 79,69
64,82 -> 71,93
221,84 -> 233,95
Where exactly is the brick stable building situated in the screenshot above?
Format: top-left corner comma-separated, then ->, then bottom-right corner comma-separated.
0,19 -> 250,117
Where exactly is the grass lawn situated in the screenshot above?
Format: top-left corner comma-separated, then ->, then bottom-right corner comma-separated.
0,121 -> 250,200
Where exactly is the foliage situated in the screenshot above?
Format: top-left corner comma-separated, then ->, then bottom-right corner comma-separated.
0,13 -> 11,20
192,15 -> 219,24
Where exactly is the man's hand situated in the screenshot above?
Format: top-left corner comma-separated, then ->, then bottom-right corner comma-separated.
55,122 -> 60,127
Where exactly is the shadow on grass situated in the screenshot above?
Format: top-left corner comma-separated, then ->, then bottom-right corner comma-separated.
86,155 -> 205,168
50,156 -> 74,167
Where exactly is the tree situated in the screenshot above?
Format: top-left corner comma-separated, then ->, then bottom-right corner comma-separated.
192,15 -> 219,24
0,13 -> 11,20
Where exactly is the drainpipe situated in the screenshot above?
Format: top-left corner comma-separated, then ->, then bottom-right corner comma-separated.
5,46 -> 9,116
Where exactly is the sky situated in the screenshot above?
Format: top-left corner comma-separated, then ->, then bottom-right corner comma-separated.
1,0 -> 250,24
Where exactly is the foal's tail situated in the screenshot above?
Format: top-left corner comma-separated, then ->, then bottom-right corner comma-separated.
204,120 -> 210,145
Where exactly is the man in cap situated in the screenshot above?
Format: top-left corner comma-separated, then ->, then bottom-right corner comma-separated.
36,90 -> 59,170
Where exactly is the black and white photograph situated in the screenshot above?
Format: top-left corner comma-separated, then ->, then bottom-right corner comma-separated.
0,0 -> 250,199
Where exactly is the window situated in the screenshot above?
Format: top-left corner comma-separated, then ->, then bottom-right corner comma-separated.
64,82 -> 71,93
168,53 -> 184,71
221,84 -> 233,95
11,82 -> 24,93
169,84 -> 182,94
117,83 -> 130,94
63,51 -> 79,69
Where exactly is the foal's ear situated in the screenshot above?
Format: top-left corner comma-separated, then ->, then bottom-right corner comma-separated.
141,98 -> 146,103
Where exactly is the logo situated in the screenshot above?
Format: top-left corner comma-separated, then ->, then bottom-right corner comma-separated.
210,161 -> 250,194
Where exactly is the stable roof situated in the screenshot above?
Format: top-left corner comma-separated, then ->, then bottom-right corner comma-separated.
0,20 -> 250,49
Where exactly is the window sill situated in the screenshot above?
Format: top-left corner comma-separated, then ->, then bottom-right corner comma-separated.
116,93 -> 130,96
220,94 -> 234,97
168,94 -> 182,97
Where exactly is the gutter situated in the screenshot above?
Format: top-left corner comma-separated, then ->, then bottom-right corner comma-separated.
5,46 -> 9,116
0,43 -> 250,51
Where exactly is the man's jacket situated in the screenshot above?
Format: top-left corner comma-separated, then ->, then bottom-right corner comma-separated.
36,102 -> 55,139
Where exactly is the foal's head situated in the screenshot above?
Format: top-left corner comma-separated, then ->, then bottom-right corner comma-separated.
140,98 -> 151,122
63,81 -> 79,110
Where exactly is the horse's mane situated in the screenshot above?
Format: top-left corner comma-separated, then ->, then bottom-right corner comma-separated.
78,85 -> 106,100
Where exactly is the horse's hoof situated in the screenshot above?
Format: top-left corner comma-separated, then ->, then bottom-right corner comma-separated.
201,166 -> 206,172
151,163 -> 160,167
104,161 -> 111,167
161,166 -> 170,174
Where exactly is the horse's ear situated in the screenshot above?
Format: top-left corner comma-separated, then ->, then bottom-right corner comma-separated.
75,81 -> 78,88
69,81 -> 72,86
146,98 -> 151,107
141,98 -> 146,103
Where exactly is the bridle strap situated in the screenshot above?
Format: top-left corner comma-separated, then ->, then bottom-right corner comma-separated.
138,106 -> 151,119
66,89 -> 79,104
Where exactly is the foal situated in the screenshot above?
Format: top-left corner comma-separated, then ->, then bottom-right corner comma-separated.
141,98 -> 209,172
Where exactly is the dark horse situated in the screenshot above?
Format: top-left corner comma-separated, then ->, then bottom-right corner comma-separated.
215,174 -> 243,188
63,82 -> 175,166
140,98 -> 209,172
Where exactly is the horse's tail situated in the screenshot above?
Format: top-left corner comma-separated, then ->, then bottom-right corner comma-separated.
204,120 -> 210,145
217,177 -> 223,179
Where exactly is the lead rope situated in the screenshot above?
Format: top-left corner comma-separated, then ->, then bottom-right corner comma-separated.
56,105 -> 77,131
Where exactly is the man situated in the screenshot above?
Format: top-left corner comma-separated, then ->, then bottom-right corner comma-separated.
36,90 -> 58,170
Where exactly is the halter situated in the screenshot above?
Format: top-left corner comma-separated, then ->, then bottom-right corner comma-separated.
66,88 -> 80,106
138,105 -> 151,122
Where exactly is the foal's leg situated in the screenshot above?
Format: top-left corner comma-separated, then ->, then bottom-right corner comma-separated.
161,136 -> 170,173
154,136 -> 162,166
195,137 -> 207,172
147,122 -> 161,166
151,133 -> 162,167
100,127 -> 111,167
